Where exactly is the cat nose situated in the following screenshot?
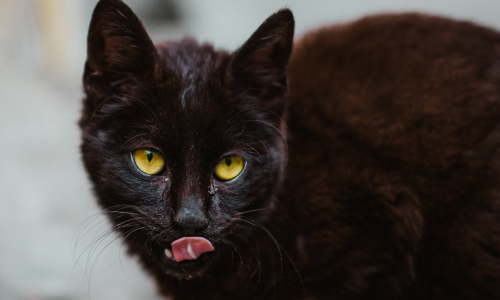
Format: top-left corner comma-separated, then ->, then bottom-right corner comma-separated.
173,197 -> 208,233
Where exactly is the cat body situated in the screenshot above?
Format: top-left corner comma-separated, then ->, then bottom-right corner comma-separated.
285,13 -> 500,299
80,1 -> 500,299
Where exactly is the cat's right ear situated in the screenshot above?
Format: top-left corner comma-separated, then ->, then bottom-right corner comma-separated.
84,0 -> 158,94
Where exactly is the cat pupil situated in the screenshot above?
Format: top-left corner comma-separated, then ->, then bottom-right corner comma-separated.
147,151 -> 153,163
225,157 -> 232,167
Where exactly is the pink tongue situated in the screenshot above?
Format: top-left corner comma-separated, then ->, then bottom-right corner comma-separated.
171,237 -> 215,262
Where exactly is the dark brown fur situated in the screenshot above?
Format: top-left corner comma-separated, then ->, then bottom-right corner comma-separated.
80,1 -> 500,299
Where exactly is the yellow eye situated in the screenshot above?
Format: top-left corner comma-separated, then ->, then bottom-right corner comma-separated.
215,156 -> 245,181
133,149 -> 165,175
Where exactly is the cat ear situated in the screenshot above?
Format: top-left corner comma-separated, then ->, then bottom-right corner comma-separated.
84,0 -> 158,93
228,9 -> 294,111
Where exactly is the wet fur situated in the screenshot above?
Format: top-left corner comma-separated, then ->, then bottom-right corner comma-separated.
80,1 -> 500,299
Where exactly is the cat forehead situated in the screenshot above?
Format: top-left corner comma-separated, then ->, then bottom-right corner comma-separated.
155,38 -> 230,109
157,38 -> 228,83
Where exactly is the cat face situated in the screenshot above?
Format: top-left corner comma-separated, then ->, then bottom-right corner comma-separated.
80,0 -> 294,278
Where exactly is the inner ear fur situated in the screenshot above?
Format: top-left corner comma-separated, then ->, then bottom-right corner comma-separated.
228,9 -> 295,100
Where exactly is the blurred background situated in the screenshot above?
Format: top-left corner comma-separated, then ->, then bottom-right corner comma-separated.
1,0 -> 500,299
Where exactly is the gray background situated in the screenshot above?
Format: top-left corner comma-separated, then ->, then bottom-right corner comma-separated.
1,0 -> 499,299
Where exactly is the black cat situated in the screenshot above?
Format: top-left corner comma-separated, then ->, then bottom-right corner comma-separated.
80,0 -> 500,299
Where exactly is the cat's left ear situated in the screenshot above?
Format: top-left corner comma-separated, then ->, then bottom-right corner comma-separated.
84,0 -> 159,94
228,9 -> 294,113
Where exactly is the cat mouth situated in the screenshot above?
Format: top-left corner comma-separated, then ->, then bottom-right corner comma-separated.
160,237 -> 216,277
169,236 -> 215,262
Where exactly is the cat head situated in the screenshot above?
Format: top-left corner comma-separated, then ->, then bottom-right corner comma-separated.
80,0 -> 294,279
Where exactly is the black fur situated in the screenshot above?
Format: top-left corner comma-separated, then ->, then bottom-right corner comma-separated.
80,1 -> 500,299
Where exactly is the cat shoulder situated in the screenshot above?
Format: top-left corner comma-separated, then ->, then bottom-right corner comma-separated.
287,13 -> 500,169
